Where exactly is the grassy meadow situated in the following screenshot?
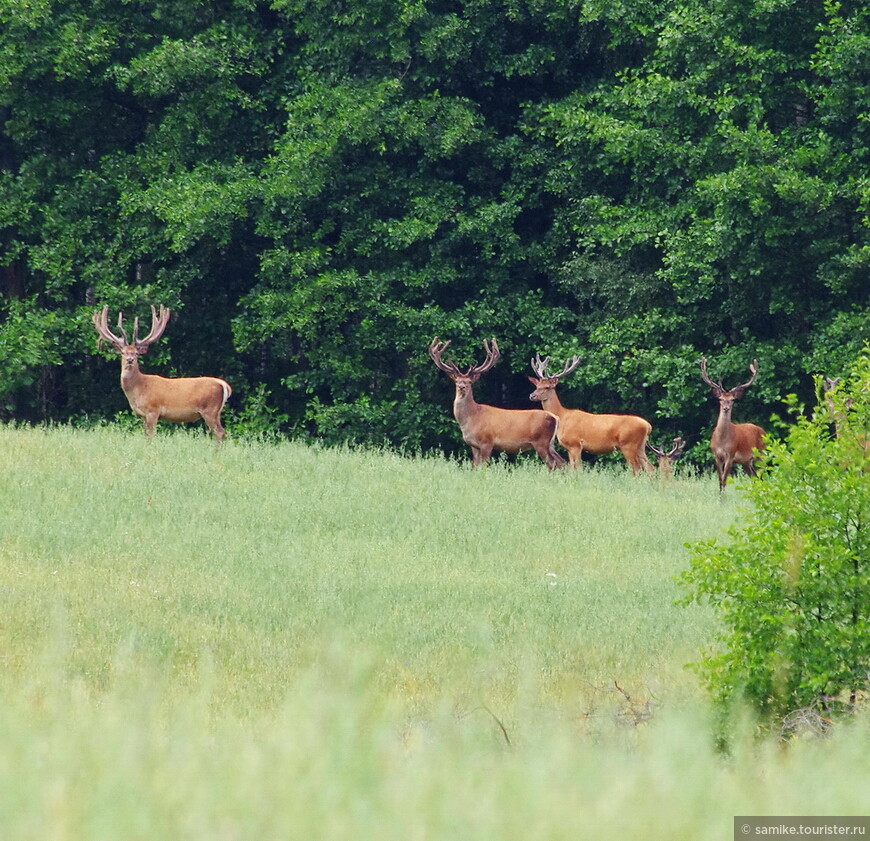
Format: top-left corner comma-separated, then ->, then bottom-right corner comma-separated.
1,424 -> 868,839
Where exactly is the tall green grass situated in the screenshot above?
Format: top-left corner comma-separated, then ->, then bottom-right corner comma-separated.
1,425 -> 868,839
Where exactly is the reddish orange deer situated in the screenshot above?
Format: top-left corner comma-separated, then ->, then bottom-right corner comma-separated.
647,436 -> 686,479
93,305 -> 232,441
428,337 -> 565,469
699,357 -> 765,490
527,354 -> 653,474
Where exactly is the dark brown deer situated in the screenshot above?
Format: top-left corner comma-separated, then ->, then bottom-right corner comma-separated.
699,357 -> 765,490
647,437 -> 686,479
93,305 -> 232,440
527,354 -> 653,474
428,338 -> 565,469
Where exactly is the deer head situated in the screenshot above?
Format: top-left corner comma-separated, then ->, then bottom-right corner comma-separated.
647,436 -> 686,476
93,305 -> 170,371
700,357 -> 758,418
428,337 -> 500,397
527,353 -> 582,401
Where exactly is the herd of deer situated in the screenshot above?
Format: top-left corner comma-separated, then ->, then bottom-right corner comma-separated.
92,306 -> 765,490
429,337 -> 765,489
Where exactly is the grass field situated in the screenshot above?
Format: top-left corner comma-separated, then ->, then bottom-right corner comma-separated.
1,425 -> 868,839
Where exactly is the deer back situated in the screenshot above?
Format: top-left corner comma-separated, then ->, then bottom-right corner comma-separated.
556,408 -> 651,452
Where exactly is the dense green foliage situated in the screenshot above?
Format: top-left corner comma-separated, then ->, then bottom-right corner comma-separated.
682,353 -> 870,727
1,0 -> 868,453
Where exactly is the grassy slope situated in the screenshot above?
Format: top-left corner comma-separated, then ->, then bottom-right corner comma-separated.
1,425 -> 868,838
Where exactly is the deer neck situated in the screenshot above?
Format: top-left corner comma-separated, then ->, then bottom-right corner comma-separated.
538,388 -> 566,416
712,402 -> 736,445
453,386 -> 481,426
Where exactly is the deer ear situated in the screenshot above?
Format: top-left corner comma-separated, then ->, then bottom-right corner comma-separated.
135,342 -> 150,355
527,376 -> 539,385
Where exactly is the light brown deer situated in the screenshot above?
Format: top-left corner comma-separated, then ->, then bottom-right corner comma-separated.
428,337 -> 565,469
527,354 -> 653,474
93,305 -> 232,441
700,357 -> 765,490
647,436 -> 686,479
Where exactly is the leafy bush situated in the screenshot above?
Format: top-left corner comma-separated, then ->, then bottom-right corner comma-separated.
682,352 -> 870,730
225,384 -> 290,443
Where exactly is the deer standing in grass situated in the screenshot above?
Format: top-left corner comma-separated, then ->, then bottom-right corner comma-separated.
699,357 -> 765,491
428,338 -> 565,469
527,354 -> 653,474
647,437 -> 686,479
93,305 -> 232,441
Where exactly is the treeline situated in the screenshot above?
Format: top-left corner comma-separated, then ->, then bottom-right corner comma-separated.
1,0 -> 868,457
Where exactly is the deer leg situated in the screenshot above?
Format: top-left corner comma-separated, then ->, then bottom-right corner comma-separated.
633,450 -> 655,475
568,447 -> 583,469
203,411 -> 227,442
623,448 -> 643,476
470,444 -> 492,466
534,442 -> 565,470
143,413 -> 159,438
209,420 -> 227,442
717,456 -> 733,491
548,447 -> 567,470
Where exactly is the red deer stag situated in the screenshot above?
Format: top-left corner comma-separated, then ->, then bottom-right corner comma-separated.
647,436 -> 686,479
428,338 -> 565,469
527,354 -> 653,474
93,305 -> 232,441
699,357 -> 765,490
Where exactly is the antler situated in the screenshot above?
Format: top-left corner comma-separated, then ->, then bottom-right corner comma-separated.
531,353 -> 581,381
469,338 -> 500,377
647,436 -> 686,459
93,305 -> 170,352
700,357 -> 759,396
133,304 -> 170,351
428,337 -> 463,376
93,305 -> 127,350
666,436 -> 686,458
733,359 -> 759,394
699,357 -> 722,393
530,353 -> 549,378
429,337 -> 501,380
